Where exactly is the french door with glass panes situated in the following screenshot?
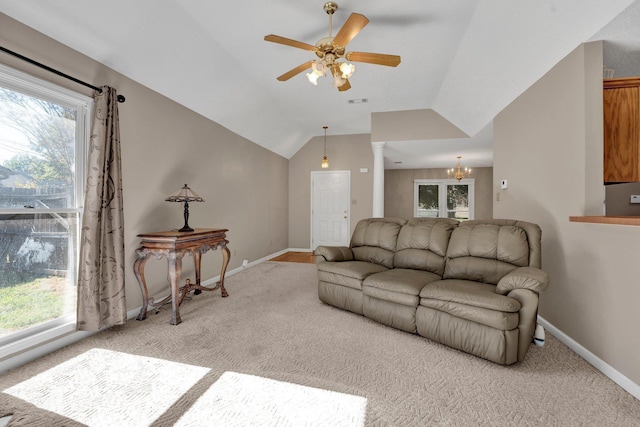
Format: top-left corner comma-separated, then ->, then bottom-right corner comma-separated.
414,179 -> 474,220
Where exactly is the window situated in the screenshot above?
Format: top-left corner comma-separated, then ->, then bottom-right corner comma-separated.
414,179 -> 475,220
0,63 -> 91,354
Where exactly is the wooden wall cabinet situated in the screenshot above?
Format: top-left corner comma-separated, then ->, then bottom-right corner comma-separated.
603,77 -> 640,183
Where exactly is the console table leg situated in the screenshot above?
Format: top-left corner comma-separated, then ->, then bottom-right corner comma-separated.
219,246 -> 231,298
193,250 -> 202,295
167,255 -> 183,325
134,256 -> 150,321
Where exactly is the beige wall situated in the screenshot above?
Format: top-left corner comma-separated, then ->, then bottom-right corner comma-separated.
289,134 -> 374,248
1,14 -> 289,310
384,167 -> 493,219
494,42 -> 640,386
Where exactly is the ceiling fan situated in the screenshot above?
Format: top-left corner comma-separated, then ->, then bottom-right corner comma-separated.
264,2 -> 401,92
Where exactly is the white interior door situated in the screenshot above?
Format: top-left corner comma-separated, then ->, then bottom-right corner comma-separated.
311,171 -> 350,249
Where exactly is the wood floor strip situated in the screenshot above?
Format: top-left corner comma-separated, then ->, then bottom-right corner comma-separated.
269,252 -> 315,264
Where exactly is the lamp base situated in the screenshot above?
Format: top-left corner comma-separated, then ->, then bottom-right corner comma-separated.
178,201 -> 194,232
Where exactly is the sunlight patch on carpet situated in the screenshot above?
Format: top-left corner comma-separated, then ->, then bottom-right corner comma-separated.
175,371 -> 367,426
4,348 -> 209,427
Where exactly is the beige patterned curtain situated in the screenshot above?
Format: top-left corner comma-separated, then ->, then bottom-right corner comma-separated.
77,86 -> 126,330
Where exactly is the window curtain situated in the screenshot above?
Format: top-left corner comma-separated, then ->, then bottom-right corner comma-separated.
77,86 -> 126,330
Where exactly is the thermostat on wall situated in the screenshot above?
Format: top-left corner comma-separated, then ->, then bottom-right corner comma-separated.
631,195 -> 640,204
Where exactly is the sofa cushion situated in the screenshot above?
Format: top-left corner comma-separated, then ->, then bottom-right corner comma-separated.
444,223 -> 530,284
317,261 -> 388,290
352,246 -> 396,269
420,279 -> 521,313
350,218 -> 406,268
363,268 -> 441,307
393,218 -> 458,275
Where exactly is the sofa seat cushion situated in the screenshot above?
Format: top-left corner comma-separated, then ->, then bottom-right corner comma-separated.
420,279 -> 521,313
317,261 -> 388,290
363,268 -> 441,307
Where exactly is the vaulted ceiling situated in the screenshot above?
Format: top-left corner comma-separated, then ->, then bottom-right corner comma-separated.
1,0 -> 639,169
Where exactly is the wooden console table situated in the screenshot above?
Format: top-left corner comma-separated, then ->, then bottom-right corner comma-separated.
133,228 -> 230,325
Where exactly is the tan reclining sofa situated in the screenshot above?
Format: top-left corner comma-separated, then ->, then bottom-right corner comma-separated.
315,217 -> 550,365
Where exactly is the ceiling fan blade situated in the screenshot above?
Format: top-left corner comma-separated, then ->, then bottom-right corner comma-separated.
346,51 -> 401,67
264,34 -> 316,52
332,13 -> 369,47
337,79 -> 351,92
277,61 -> 314,81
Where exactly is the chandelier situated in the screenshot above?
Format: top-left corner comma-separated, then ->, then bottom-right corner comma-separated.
448,156 -> 471,181
321,125 -> 329,168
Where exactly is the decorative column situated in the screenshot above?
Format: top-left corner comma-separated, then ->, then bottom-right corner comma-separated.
371,141 -> 386,217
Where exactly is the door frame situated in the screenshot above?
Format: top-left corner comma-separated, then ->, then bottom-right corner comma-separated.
310,170 -> 351,249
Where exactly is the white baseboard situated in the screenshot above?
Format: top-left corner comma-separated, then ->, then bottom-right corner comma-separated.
538,316 -> 640,400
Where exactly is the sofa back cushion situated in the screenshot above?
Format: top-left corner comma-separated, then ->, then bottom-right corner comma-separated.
394,218 -> 459,276
350,218 -> 407,268
444,219 -> 541,285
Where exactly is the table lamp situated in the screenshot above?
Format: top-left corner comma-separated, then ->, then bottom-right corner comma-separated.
165,184 -> 204,232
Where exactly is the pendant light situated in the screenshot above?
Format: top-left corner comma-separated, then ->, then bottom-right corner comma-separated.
321,125 -> 329,169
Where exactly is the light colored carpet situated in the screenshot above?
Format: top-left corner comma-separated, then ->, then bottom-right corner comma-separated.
4,349 -> 211,427
1,261 -> 639,426
174,371 -> 367,426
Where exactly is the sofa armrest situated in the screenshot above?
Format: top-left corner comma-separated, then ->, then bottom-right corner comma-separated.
314,246 -> 354,263
496,267 -> 550,295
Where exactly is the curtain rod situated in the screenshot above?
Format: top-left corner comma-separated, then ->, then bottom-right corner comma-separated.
0,45 -> 125,103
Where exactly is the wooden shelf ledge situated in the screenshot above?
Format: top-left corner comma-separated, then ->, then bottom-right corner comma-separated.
569,216 -> 640,226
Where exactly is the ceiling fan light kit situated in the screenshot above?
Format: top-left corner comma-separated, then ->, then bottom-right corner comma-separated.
264,2 -> 400,92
